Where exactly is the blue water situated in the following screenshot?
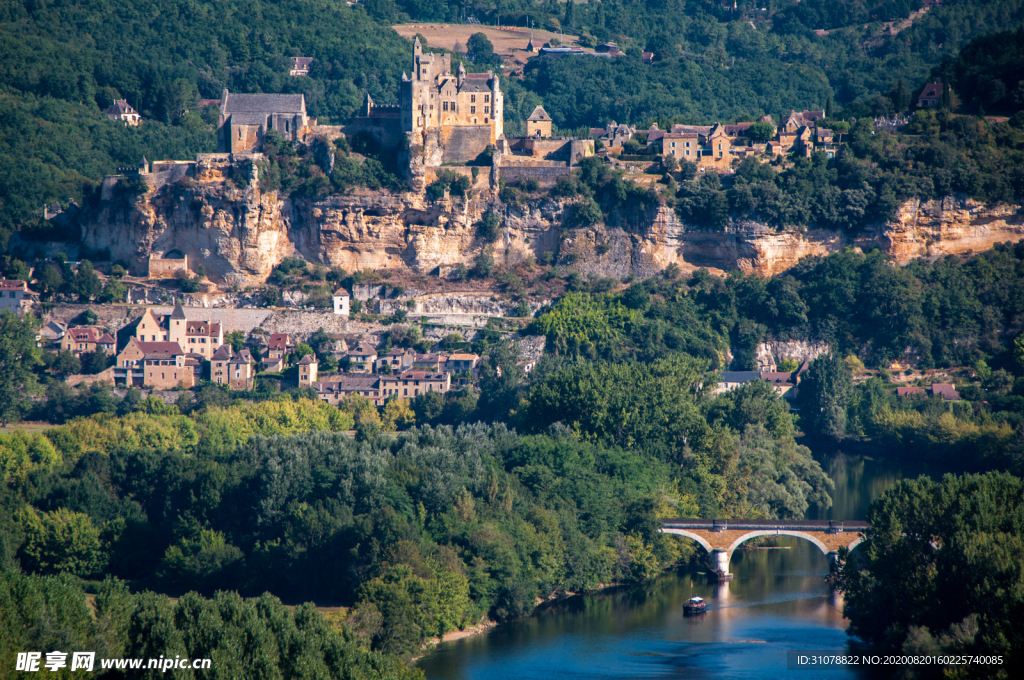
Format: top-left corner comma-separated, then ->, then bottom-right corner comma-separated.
417,448 -> 932,680
419,538 -> 865,679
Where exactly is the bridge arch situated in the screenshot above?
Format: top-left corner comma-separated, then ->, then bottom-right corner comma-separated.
659,528 -> 713,554
727,530 -> 832,559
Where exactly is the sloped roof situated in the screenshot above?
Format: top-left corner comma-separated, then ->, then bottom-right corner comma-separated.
719,371 -> 761,383
138,341 -> 185,356
267,333 -> 291,350
528,106 -> 552,122
222,92 -> 305,114
291,57 -> 314,69
105,100 -> 136,116
211,345 -> 233,361
919,82 -> 942,99
230,349 -> 254,365
397,370 -> 449,381
459,80 -> 491,93
298,354 -> 317,365
349,343 -> 377,357
170,303 -> 187,320
931,383 -> 960,400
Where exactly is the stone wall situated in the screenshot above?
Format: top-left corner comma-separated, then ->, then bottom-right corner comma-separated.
498,166 -> 572,188
440,126 -> 493,163
148,256 -> 189,278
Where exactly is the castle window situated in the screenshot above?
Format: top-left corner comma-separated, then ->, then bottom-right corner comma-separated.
471,106 -> 476,114
484,106 -> 489,114
443,102 -> 448,111
485,117 -> 488,123
471,95 -> 476,103
484,95 -> 489,103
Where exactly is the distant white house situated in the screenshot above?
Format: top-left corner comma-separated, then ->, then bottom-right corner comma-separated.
0,279 -> 37,314
333,288 -> 350,316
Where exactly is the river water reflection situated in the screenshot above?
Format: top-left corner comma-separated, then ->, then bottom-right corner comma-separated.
417,448 -> 940,680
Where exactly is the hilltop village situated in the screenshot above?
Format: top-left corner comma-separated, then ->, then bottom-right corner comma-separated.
5,38 -> 996,418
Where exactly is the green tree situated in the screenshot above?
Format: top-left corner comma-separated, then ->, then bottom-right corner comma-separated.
0,311 -> 40,425
798,352 -> 852,439
746,121 -> 775,142
18,507 -> 108,576
838,473 -> 1024,666
52,350 -> 82,376
73,261 -> 102,301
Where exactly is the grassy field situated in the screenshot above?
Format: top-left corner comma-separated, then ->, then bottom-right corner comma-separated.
392,23 -> 591,65
0,421 -> 57,435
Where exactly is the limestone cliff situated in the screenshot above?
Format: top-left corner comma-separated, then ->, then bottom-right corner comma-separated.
81,166 -> 1024,286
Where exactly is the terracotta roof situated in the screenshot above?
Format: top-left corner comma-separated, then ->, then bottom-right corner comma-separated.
448,353 -> 479,361
0,279 -> 29,290
291,57 -> 314,69
759,371 -> 795,386
897,386 -> 925,397
138,340 -> 186,356
267,333 -> 291,350
68,327 -> 111,343
931,383 -> 960,401
919,83 -> 942,99
186,320 -> 220,335
333,288 -> 349,297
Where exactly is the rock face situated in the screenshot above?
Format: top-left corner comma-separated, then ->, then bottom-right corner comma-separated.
81,165 -> 1024,286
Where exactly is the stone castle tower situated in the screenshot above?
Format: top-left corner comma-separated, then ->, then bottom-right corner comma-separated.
400,37 -> 503,163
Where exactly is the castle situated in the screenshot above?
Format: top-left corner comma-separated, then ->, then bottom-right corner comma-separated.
403,36 -> 502,162
351,37 -> 503,165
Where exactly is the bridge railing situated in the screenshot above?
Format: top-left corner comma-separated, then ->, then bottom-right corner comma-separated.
660,518 -> 869,532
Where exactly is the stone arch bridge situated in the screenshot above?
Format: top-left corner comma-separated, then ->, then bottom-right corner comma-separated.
660,519 -> 868,580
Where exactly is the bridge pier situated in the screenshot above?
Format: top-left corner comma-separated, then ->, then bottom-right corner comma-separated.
826,551 -> 840,573
710,549 -> 732,581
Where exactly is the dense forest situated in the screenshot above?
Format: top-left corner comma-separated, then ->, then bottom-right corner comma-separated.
3,0 -> 1024,251
837,472 -> 1024,675
0,312 -> 833,662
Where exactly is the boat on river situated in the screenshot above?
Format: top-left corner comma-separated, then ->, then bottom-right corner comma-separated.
683,596 -> 706,615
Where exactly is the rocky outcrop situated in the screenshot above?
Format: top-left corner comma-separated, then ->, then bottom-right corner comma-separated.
81,164 -> 1024,286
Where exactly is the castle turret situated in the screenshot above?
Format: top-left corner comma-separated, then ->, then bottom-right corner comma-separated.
413,35 -> 422,58
457,61 -> 466,88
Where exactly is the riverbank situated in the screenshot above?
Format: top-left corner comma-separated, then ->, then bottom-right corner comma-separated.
415,581 -> 631,659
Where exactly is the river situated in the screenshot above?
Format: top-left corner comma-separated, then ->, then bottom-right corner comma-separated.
416,446 -> 940,680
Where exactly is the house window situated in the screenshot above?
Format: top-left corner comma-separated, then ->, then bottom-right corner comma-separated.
443,102 -> 448,111
485,117 -> 488,123
484,106 -> 489,114
484,95 -> 489,103
671,142 -> 676,148
685,150 -> 690,156
471,95 -> 476,103
470,106 -> 476,114
718,143 -> 722,150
